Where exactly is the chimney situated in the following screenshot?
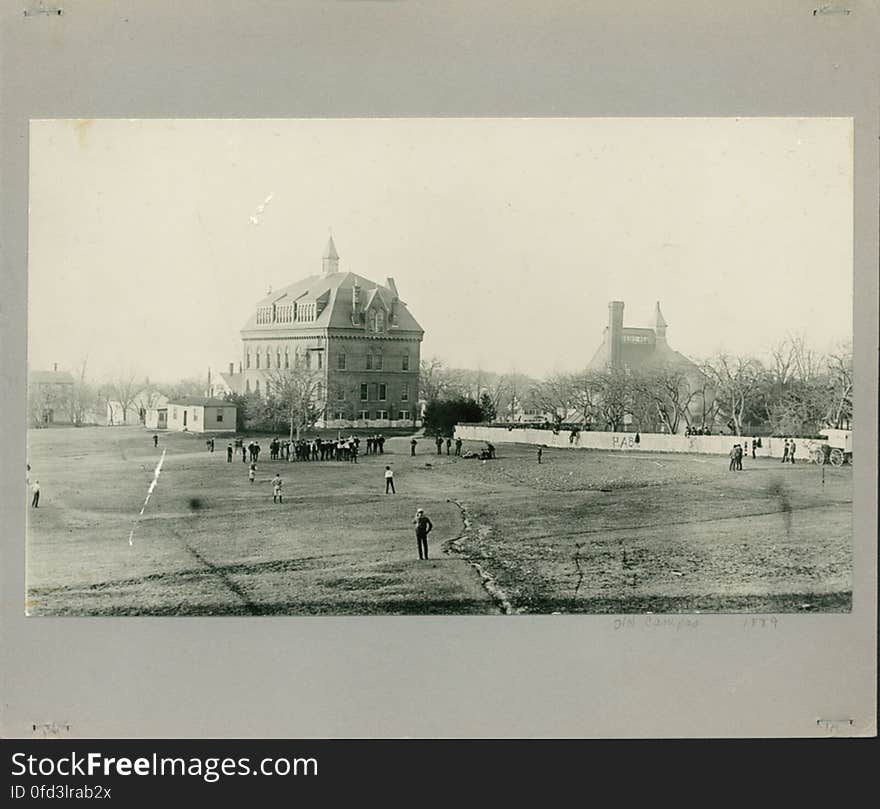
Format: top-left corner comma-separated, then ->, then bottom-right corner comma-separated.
608,301 -> 624,366
352,282 -> 361,311
385,277 -> 398,297
229,362 -> 234,375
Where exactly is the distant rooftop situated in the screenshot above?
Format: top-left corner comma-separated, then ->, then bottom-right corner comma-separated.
167,397 -> 235,408
29,370 -> 75,385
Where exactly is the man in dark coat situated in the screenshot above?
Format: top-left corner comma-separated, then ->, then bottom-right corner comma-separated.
413,508 -> 433,560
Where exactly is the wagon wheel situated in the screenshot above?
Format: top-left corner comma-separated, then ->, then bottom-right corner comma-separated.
829,447 -> 845,467
812,448 -> 826,465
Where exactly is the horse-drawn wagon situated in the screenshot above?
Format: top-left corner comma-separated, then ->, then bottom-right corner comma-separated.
811,428 -> 852,467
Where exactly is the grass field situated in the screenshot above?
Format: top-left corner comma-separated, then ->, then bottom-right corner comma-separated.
25,426 -> 852,615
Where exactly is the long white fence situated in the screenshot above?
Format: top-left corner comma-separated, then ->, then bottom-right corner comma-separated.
454,425 -> 822,460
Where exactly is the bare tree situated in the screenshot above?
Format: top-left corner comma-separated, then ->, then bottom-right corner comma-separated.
267,358 -> 325,440
789,332 -> 822,383
526,373 -> 575,422
565,370 -> 600,426
71,357 -> 98,426
593,366 -> 634,432
825,341 -> 853,429
107,371 -> 139,424
634,364 -> 701,435
165,375 -> 209,401
702,353 -> 764,435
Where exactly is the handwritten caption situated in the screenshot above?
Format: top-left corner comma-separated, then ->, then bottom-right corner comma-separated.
612,615 -> 782,631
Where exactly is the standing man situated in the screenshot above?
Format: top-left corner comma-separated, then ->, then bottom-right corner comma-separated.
413,508 -> 433,560
789,438 -> 797,464
751,437 -> 758,460
435,435 -> 443,455
384,465 -> 396,494
735,443 -> 743,471
153,434 -> 159,448
378,434 -> 385,454
410,437 -> 417,457
486,442 -> 495,459
272,473 -> 283,504
242,443 -> 248,463
227,442 -> 233,462
781,439 -> 790,464
729,445 -> 737,472
31,479 -> 40,508
454,436 -> 462,456
446,437 -> 452,455
537,446 -> 543,464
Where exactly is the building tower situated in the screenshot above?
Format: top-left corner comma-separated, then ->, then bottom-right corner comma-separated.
653,301 -> 668,343
608,300 -> 625,366
322,235 -> 339,276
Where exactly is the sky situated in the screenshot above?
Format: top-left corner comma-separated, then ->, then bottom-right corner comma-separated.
28,117 -> 853,383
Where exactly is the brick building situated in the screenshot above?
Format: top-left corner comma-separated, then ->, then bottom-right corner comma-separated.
231,237 -> 424,427
588,300 -> 699,374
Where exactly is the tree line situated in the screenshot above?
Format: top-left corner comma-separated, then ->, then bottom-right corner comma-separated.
418,335 -> 853,437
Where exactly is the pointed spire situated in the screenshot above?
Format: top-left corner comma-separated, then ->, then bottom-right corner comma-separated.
653,301 -> 668,339
653,301 -> 667,328
322,234 -> 340,275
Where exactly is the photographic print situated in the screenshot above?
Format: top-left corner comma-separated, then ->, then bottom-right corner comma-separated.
25,117 -> 853,616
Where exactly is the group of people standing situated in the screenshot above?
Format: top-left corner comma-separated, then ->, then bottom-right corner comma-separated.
685,425 -> 713,436
224,436 -> 382,464
364,435 -> 386,455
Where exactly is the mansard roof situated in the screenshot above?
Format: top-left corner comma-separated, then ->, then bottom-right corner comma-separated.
241,271 -> 423,334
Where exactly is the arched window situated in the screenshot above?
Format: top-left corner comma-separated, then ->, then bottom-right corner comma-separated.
284,348 -> 290,369
246,350 -> 251,370
276,348 -> 282,370
245,379 -> 251,393
266,380 -> 272,398
255,350 -> 261,369
376,310 -> 385,331
369,311 -> 377,332
255,379 -> 260,395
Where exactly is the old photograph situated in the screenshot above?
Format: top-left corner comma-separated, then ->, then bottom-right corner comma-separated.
25,117 -> 853,616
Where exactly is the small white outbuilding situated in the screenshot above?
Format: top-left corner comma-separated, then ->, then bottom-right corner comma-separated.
165,398 -> 237,433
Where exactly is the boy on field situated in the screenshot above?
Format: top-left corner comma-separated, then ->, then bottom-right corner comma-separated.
384,465 -> 396,494
272,473 -> 283,503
